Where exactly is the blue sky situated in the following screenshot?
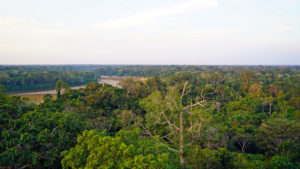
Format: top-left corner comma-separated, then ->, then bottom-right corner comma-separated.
0,0 -> 299,65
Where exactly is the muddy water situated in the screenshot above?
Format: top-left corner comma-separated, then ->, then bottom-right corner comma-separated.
14,79 -> 120,96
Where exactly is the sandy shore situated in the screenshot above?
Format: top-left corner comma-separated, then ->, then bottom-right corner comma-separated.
13,79 -> 120,96
11,75 -> 146,96
14,85 -> 85,95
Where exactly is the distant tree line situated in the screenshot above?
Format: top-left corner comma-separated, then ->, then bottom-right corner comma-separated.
93,65 -> 300,77
1,65 -> 299,92
0,66 -> 98,92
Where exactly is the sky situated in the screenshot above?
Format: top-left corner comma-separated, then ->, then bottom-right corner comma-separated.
0,0 -> 300,65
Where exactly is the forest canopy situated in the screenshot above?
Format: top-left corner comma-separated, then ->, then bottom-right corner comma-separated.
0,65 -> 299,168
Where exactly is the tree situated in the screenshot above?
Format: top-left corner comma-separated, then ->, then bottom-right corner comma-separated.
240,71 -> 255,84
118,77 -> 146,97
117,110 -> 141,129
228,153 -> 266,169
267,155 -> 297,169
248,82 -> 262,97
0,110 -> 86,168
140,81 -> 206,164
186,146 -> 223,169
263,97 -> 274,117
256,118 -> 300,154
43,94 -> 53,102
233,128 -> 254,153
55,80 -> 69,98
145,76 -> 165,93
61,129 -> 179,169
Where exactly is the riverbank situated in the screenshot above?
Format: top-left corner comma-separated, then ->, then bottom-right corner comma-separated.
10,76 -> 146,103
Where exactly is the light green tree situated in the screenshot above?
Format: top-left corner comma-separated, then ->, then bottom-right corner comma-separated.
55,80 -> 69,98
61,129 -> 179,169
140,81 -> 206,164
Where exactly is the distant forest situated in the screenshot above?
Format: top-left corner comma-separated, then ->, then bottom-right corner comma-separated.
1,65 -> 299,92
0,65 -> 98,92
0,65 -> 299,168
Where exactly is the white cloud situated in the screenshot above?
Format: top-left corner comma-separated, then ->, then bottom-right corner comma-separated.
91,0 -> 219,29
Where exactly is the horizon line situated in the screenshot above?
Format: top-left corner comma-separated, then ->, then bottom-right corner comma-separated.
0,64 -> 299,66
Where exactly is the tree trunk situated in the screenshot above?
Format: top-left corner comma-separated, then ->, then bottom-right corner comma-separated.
179,81 -> 188,165
57,90 -> 61,98
179,111 -> 185,164
241,141 -> 246,153
180,152 -> 184,165
268,103 -> 272,116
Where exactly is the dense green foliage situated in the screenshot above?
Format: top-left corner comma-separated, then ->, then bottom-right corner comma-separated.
0,65 -> 299,168
61,129 -> 179,169
0,65 -> 97,92
0,86 -> 86,168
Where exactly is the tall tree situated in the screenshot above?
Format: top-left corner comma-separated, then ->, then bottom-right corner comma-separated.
140,82 -> 206,164
55,80 -> 69,98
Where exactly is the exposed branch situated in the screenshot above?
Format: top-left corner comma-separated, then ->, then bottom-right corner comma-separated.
160,111 -> 180,131
181,81 -> 188,97
183,100 -> 206,110
20,164 -> 31,169
140,124 -> 180,153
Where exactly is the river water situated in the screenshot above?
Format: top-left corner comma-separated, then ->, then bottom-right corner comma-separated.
14,79 -> 120,96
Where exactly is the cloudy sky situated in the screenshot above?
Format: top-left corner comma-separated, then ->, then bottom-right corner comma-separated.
0,0 -> 299,65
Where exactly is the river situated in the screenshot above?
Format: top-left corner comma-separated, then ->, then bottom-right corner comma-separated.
14,79 -> 120,96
